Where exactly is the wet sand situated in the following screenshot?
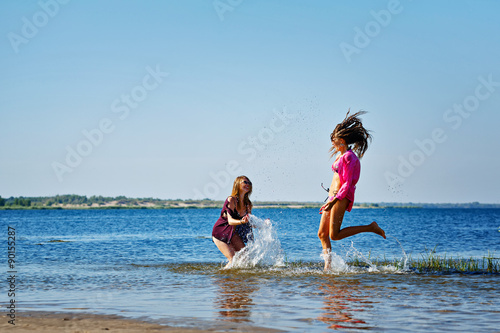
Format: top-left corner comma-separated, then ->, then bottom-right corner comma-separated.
0,312 -> 281,332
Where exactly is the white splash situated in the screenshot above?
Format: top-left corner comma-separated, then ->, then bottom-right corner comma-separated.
390,236 -> 409,271
345,241 -> 379,272
322,239 -> 410,274
229,215 -> 285,268
321,250 -> 350,273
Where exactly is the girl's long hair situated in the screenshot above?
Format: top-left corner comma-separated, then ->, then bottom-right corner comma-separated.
329,110 -> 372,158
231,176 -> 253,209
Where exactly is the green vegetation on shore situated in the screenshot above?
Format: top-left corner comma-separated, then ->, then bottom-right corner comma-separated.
0,195 -> 324,210
0,195 -> 223,210
0,195 -> 499,210
352,252 -> 500,274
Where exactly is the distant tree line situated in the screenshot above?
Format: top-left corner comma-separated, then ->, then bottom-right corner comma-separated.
0,195 -> 130,207
0,195 -> 499,209
0,195 -> 222,208
0,196 -> 32,207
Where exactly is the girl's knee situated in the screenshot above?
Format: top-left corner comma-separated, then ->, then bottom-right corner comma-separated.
318,229 -> 328,241
329,230 -> 340,241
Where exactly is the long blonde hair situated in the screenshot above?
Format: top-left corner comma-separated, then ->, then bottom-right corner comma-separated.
231,176 -> 252,210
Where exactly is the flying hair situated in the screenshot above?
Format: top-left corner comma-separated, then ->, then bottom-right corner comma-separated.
329,110 -> 372,158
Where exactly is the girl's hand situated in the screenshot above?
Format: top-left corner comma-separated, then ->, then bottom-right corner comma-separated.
241,215 -> 250,224
319,200 -> 335,214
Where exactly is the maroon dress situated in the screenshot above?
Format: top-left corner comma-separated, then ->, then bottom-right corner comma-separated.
212,197 -> 248,244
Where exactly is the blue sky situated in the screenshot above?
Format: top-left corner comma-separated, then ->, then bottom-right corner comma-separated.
1,0 -> 499,203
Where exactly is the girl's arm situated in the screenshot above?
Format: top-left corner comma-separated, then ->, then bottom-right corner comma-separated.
226,197 -> 250,225
320,197 -> 338,213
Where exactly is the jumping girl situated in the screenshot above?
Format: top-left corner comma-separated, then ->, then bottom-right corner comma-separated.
318,111 -> 386,270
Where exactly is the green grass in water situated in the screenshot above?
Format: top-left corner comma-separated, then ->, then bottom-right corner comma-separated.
350,251 -> 499,274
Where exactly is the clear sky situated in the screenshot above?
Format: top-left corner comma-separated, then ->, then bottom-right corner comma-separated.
1,0 -> 499,203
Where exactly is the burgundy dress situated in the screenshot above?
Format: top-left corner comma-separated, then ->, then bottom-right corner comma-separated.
212,197 -> 251,244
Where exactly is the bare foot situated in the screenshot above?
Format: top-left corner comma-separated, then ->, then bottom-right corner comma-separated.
322,249 -> 331,271
324,259 -> 331,271
371,222 -> 386,239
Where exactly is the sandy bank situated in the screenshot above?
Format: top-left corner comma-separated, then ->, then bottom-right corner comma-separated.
1,312 -> 281,332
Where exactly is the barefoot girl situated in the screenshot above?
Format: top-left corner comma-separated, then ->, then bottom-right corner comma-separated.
318,111 -> 386,270
212,176 -> 253,268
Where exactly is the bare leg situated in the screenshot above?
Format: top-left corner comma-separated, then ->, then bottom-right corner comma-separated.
230,234 -> 245,252
318,210 -> 332,270
213,234 -> 246,268
213,236 -> 235,263
330,198 -> 386,241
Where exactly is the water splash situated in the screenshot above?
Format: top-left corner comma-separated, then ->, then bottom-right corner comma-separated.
228,215 -> 285,269
321,239 -> 410,274
390,236 -> 409,271
321,250 -> 350,273
320,242 -> 378,274
344,241 -> 378,271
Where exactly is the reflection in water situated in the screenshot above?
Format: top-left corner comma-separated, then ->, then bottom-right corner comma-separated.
318,277 -> 374,330
212,275 -> 259,323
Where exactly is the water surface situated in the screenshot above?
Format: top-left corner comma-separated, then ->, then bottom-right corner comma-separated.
1,208 -> 499,331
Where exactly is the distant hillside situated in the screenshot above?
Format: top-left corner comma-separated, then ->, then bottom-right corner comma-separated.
0,195 -> 498,210
0,195 -> 322,209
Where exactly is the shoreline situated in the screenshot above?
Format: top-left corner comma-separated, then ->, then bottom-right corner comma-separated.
0,204 -> 415,210
3,203 -> 499,210
0,202 -> 324,210
0,311 -> 281,333
1,195 -> 498,210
